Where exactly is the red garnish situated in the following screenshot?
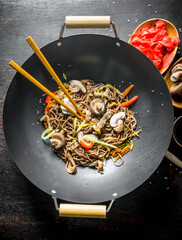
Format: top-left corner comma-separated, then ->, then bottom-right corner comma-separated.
121,96 -> 139,107
79,139 -> 93,150
45,92 -> 56,104
130,20 -> 180,70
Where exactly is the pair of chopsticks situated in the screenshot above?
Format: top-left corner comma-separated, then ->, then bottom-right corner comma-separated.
9,36 -> 84,121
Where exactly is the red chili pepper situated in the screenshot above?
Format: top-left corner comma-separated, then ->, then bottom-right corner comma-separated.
121,96 -> 139,107
45,92 -> 56,104
79,139 -> 93,150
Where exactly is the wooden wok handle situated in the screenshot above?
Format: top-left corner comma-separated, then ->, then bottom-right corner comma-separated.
65,16 -> 110,28
165,151 -> 182,168
59,203 -> 106,218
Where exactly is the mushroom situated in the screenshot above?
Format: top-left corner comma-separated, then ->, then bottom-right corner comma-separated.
171,63 -> 182,74
60,97 -> 76,115
110,112 -> 125,127
96,110 -> 113,132
50,133 -> 65,151
170,64 -> 182,82
170,71 -> 182,82
89,98 -> 106,116
113,120 -> 124,133
169,82 -> 182,100
110,112 -> 125,133
40,114 -> 52,130
69,80 -> 87,93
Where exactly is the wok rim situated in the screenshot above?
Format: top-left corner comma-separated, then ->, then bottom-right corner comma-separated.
3,34 -> 174,203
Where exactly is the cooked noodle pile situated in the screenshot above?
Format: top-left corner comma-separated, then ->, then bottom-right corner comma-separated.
40,80 -> 138,174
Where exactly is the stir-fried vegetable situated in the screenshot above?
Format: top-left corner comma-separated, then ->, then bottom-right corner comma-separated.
79,139 -> 93,149
130,140 -> 134,150
72,117 -> 77,137
106,83 -> 120,93
76,120 -> 90,133
122,84 -> 134,97
78,132 -> 97,149
40,79 -> 142,174
113,144 -> 131,162
63,73 -> 67,81
83,136 -> 117,149
45,103 -> 52,115
120,144 -> 131,155
92,124 -> 101,134
41,128 -> 60,140
132,128 -> 142,137
121,95 -> 139,107
45,92 -> 56,103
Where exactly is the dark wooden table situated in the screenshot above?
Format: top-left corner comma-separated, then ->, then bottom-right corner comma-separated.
1,0 -> 182,239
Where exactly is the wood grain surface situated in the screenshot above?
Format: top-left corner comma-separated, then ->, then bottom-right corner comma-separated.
0,0 -> 182,239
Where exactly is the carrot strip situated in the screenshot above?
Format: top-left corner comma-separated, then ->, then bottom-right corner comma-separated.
116,144 -> 131,156
114,154 -> 120,162
121,144 -> 131,156
111,144 -> 131,157
111,149 -> 117,156
45,103 -> 52,114
122,84 -> 134,97
116,148 -> 122,153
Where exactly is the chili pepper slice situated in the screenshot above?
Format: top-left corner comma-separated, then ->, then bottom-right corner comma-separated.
121,96 -> 139,107
45,92 -> 56,103
79,139 -> 93,150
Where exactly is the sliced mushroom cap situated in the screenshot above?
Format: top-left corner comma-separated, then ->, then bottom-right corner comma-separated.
60,97 -> 76,115
171,64 -> 182,74
69,80 -> 87,93
113,120 -> 124,133
90,98 -> 106,116
170,71 -> 182,82
170,82 -> 182,100
50,133 -> 65,150
110,112 -> 125,127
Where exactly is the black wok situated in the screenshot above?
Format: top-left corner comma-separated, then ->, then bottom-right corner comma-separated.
3,18 -> 173,210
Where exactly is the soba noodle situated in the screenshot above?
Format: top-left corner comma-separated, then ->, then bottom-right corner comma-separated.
40,80 -> 139,174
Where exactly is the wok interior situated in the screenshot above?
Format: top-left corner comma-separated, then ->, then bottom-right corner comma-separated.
4,35 -> 173,203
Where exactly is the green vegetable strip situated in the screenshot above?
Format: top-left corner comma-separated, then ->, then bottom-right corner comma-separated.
83,136 -> 117,149
76,120 -> 90,133
72,117 -> 77,137
41,128 -> 59,140
132,128 -> 142,137
130,140 -> 134,150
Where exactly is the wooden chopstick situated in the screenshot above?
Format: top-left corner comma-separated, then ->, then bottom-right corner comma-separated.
26,36 -> 84,118
9,60 -> 84,121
